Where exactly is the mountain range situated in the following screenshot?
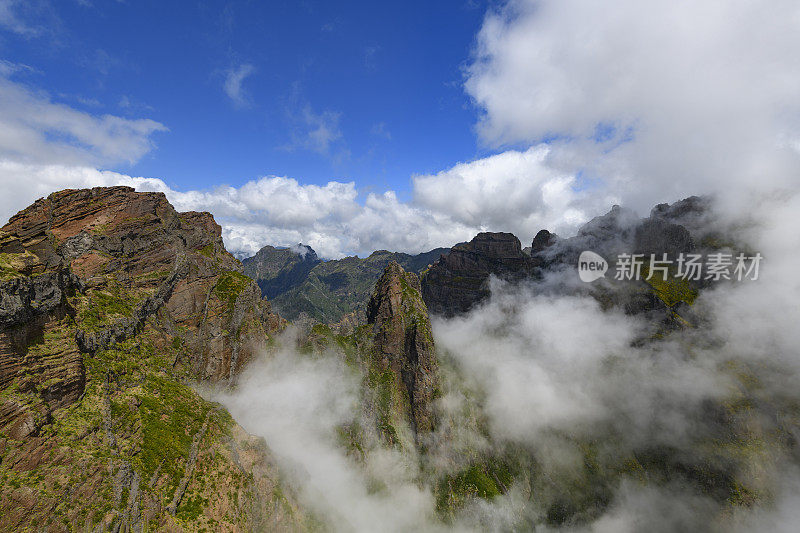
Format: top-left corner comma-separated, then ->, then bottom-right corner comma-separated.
0,187 -> 791,532
241,244 -> 447,326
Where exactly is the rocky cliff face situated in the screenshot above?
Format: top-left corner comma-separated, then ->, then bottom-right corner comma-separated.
366,262 -> 439,443
0,187 -> 281,399
421,232 -> 538,317
0,187 -> 302,532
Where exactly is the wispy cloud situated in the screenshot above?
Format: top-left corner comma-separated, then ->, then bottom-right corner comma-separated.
0,0 -> 38,35
80,48 -> 119,77
364,45 -> 380,70
371,122 -> 392,140
0,0 -> 60,38
0,59 -> 36,76
0,73 -> 166,167
281,103 -> 348,162
223,63 -> 256,108
118,94 -> 153,112
300,105 -> 342,154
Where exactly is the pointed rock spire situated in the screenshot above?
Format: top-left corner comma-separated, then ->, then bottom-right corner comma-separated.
367,261 -> 439,440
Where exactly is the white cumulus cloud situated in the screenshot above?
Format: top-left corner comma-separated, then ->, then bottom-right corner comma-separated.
465,0 -> 800,213
413,145 -> 610,238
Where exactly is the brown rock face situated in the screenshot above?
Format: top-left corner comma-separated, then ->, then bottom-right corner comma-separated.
0,186 -> 282,435
0,187 -> 302,532
421,232 -> 538,317
367,262 -> 439,440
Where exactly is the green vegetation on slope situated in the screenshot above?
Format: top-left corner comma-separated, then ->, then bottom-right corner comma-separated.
243,246 -> 448,323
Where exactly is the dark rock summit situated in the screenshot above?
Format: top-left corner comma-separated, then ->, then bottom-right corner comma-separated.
421,232 -> 537,317
535,199 -> 707,268
633,218 -> 695,257
531,229 -> 558,253
650,195 -> 711,226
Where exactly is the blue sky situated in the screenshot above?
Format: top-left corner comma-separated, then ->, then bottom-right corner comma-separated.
0,0 -> 796,259
0,0 -> 491,198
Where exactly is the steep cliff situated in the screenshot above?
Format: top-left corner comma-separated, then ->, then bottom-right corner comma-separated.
421,232 -> 538,317
366,262 -> 439,443
0,187 -> 304,532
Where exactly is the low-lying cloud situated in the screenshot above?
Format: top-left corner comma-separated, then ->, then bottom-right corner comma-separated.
208,190 -> 800,530
212,336 -> 444,533
426,189 -> 800,529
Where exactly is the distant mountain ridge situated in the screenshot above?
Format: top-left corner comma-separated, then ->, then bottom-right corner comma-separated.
243,197 -> 717,325
242,244 -> 320,300
241,245 -> 448,324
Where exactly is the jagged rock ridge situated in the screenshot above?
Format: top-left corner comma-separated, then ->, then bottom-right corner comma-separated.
421,197 -> 716,320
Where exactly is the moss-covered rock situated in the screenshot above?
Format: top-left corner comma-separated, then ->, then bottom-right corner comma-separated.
366,262 -> 440,445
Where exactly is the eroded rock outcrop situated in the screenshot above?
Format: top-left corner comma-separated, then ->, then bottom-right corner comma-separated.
0,187 -> 281,395
367,262 -> 439,442
421,232 -> 537,317
0,187 -> 295,531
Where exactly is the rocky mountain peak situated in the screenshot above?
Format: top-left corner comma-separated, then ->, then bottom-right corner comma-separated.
633,218 -> 696,257
421,231 -> 538,316
463,232 -> 524,258
531,229 -> 558,253
242,243 -> 321,300
367,261 -> 438,440
0,186 -> 283,437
